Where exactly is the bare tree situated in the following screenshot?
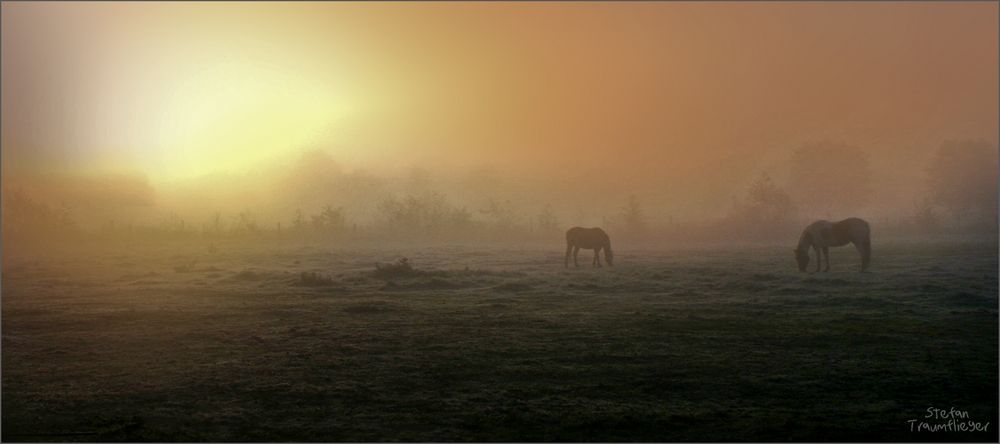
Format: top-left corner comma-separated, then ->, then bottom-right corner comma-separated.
232,210 -> 259,235
204,212 -> 224,238
912,198 -> 940,234
480,199 -> 516,231
311,205 -> 346,234
291,208 -> 306,232
621,195 -> 646,235
537,204 -> 560,234
746,173 -> 796,223
2,189 -> 80,243
160,211 -> 187,235
378,193 -> 458,236
926,139 -> 998,227
725,172 -> 797,240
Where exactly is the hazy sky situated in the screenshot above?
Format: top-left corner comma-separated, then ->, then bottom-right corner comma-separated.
2,2 -> 997,221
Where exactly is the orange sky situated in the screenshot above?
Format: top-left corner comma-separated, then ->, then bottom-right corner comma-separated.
2,2 -> 997,220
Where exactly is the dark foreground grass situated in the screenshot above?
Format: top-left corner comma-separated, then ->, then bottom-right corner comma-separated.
2,241 -> 997,441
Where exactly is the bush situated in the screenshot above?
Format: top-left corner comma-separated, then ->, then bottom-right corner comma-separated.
298,271 -> 334,286
374,257 -> 416,279
234,269 -> 261,281
174,259 -> 198,273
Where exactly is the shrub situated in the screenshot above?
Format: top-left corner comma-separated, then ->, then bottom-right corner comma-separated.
374,257 -> 416,279
299,271 -> 335,286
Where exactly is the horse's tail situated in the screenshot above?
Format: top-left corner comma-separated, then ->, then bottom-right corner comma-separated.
565,230 -> 574,268
603,234 -> 614,265
859,225 -> 871,272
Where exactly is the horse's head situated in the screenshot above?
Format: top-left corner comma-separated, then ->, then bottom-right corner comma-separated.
794,248 -> 809,272
604,248 -> 614,266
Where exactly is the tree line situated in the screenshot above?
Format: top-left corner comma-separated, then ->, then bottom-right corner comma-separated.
3,139 -> 996,248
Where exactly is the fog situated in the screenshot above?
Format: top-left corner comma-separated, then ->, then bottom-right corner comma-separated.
2,2 -> 997,252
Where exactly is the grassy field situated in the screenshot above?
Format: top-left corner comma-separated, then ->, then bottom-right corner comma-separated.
2,240 -> 997,442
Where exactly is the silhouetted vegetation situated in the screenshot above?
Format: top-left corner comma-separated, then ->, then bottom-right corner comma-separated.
716,172 -> 797,241
620,195 -> 647,239
173,258 -> 198,273
298,271 -> 335,286
1,189 -> 82,247
310,205 -> 346,234
376,193 -> 473,239
233,269 -> 262,281
911,199 -> 942,234
4,140 -> 996,253
925,139 -> 998,229
535,204 -> 560,237
373,257 -> 416,279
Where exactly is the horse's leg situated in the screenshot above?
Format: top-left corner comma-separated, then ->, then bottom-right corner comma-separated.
565,243 -> 573,268
855,237 -> 871,272
823,247 -> 830,272
813,246 -> 821,273
573,246 -> 580,267
593,248 -> 602,267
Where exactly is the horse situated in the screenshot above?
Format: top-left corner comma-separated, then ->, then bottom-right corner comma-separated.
794,218 -> 871,273
565,227 -> 613,268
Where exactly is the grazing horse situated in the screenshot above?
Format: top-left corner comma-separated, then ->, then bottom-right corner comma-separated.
794,218 -> 871,273
565,227 -> 613,268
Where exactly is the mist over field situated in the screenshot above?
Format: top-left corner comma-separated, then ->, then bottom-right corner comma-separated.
2,2 -> 998,253
2,2 -> 998,442
3,138 -> 998,254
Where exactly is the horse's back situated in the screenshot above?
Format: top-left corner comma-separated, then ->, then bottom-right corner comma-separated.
803,218 -> 869,247
566,227 -> 608,248
831,218 -> 870,245
835,217 -> 870,236
841,217 -> 870,231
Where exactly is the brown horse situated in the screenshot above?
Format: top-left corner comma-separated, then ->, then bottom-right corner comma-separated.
794,218 -> 871,272
565,227 -> 613,268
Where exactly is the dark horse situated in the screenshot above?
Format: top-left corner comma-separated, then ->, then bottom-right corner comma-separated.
794,218 -> 871,273
565,227 -> 613,268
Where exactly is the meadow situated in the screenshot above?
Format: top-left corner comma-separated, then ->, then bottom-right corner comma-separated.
2,240 -> 997,441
